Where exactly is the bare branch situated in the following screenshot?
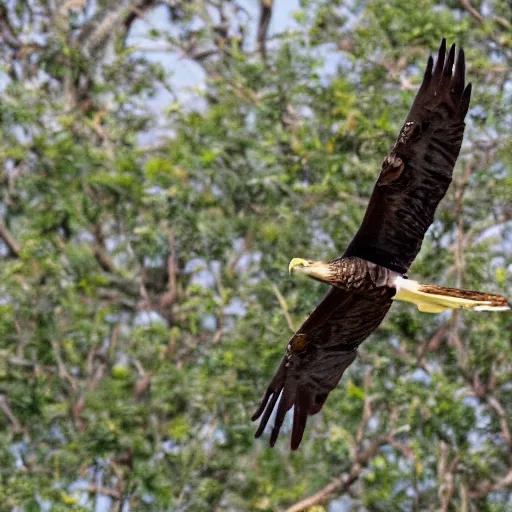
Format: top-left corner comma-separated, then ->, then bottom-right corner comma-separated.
457,0 -> 511,49
51,340 -> 78,394
8,356 -> 56,373
271,283 -> 295,332
354,370 -> 373,446
416,320 -> 450,363
0,221 -> 20,257
87,484 -> 121,500
438,441 -> 459,511
257,0 -> 273,61
92,224 -> 115,273
457,0 -> 484,24
0,394 -> 22,433
283,436 -> 388,512
88,362 -> 106,391
72,394 -> 86,431
59,0 -> 88,15
158,229 -> 178,310
124,1 -> 158,32
468,469 -> 512,499
486,397 -> 512,449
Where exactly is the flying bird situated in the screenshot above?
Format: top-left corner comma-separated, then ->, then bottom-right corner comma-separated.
252,39 -> 510,450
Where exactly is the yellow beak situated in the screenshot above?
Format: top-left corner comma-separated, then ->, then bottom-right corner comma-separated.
288,258 -> 310,274
288,258 -> 332,283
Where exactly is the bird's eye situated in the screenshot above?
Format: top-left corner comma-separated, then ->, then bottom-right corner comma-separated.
421,119 -> 431,131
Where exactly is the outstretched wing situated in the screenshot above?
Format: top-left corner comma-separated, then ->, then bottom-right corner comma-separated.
253,39 -> 471,449
344,39 -> 472,274
252,287 -> 393,450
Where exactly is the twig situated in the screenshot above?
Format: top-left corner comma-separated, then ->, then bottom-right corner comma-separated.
168,230 -> 177,298
108,323 -> 120,362
123,0 -> 156,33
271,283 -> 295,332
438,441 -> 460,511
284,375 -> 398,512
354,370 -> 373,446
486,397 -> 512,449
132,359 -> 146,378
454,160 -> 473,288
257,0 -> 273,61
415,320 -> 450,364
139,275 -> 153,310
0,221 -> 20,257
449,161 -> 473,368
338,190 -> 370,207
92,224 -> 115,273
283,436 -> 388,512
59,0 -> 87,14
89,364 -> 106,391
72,394 -> 86,431
0,394 -> 22,433
458,0 -> 484,24
457,0 -> 511,49
87,484 -> 121,500
282,474 -> 357,512
51,340 -> 78,393
468,469 -> 512,499
8,356 -> 55,373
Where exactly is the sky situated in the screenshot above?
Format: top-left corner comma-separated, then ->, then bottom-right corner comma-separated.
128,0 -> 301,110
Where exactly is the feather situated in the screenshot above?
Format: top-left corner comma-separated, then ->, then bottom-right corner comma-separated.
393,277 -> 511,313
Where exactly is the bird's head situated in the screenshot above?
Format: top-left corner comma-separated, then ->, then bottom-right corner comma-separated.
288,258 -> 333,284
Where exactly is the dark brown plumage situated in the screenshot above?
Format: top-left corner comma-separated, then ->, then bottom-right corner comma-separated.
252,39 -> 474,450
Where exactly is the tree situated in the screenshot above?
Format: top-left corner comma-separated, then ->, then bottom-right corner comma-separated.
0,0 -> 511,510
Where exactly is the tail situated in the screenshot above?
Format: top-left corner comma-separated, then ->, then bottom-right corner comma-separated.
393,277 -> 511,314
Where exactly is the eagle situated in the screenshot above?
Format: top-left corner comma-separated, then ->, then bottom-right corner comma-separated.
252,39 -> 510,450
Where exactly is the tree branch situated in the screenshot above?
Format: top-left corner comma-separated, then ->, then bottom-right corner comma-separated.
257,0 -> 273,61
468,469 -> 512,499
0,394 -> 22,433
457,0 -> 484,24
486,396 -> 512,450
271,283 -> 295,332
51,340 -> 78,394
0,221 -> 20,257
92,223 -> 115,272
0,4 -> 21,49
87,484 -> 121,500
283,436 -> 388,512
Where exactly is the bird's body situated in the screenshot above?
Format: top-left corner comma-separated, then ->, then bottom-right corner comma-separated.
289,256 -> 510,313
252,39 -> 510,450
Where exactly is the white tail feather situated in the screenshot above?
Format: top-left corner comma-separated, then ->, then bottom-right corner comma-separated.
392,276 -> 510,314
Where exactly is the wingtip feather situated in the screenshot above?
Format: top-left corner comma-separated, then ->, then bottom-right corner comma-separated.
419,55 -> 434,91
461,83 -> 472,117
444,44 -> 456,76
252,388 -> 272,421
409,38 -> 471,122
254,389 -> 281,439
452,48 -> 466,97
269,394 -> 291,447
433,38 -> 447,79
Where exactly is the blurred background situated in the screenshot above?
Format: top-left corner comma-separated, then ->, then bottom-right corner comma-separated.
0,1 -> 511,511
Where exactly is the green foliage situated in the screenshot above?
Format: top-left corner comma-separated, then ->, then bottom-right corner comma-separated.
0,0 -> 511,511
